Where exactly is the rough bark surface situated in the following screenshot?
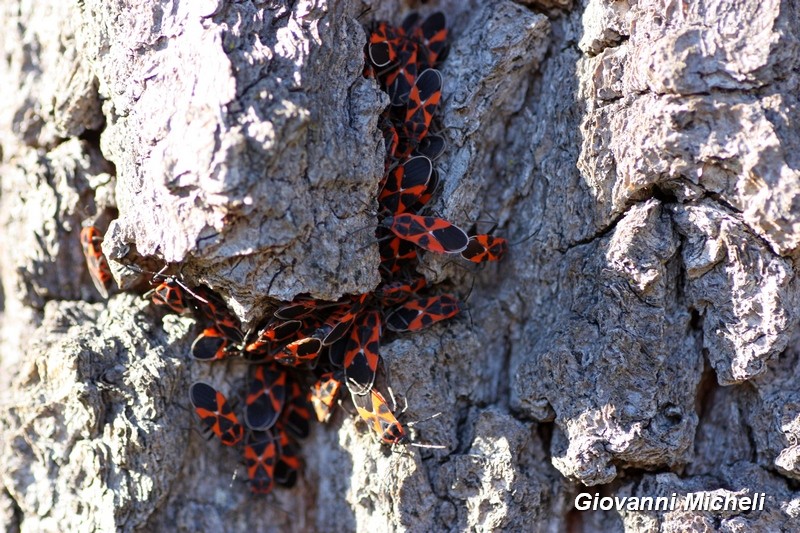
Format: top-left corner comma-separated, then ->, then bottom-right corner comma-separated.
1,0 -> 799,532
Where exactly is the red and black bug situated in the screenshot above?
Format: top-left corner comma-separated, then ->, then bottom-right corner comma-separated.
310,373 -> 342,423
244,429 -> 279,495
382,213 -> 469,254
384,41 -> 419,106
189,285 -> 243,343
413,167 -> 440,209
80,226 -> 113,298
313,306 -> 354,347
213,315 -> 243,345
375,275 -> 427,307
414,134 -> 446,161
379,231 -> 419,276
276,336 -> 323,367
379,114 -> 401,163
277,380 -> 313,440
400,12 -> 423,35
344,310 -> 382,396
409,12 -> 450,69
189,382 -> 244,446
399,68 -> 442,144
352,388 -> 407,445
367,41 -> 394,70
244,319 -> 302,355
191,326 -> 233,361
274,300 -> 316,321
366,21 -> 403,69
460,234 -> 508,263
245,365 -> 287,431
385,294 -> 461,332
310,293 -> 369,347
148,277 -> 190,314
378,155 -> 433,215
274,427 -> 302,488
328,335 -> 349,368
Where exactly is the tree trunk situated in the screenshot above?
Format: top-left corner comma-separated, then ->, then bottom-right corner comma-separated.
1,0 -> 799,531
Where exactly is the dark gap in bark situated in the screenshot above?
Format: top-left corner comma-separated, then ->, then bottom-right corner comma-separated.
536,419 -> 554,456
740,389 -> 759,464
564,504 -> 585,533
651,184 -> 678,204
689,307 -> 702,330
453,404 -> 474,455
5,489 -> 22,533
77,121 -> 105,148
704,192 -> 742,215
615,465 -> 676,480
693,360 -> 716,423
557,207 -> 627,252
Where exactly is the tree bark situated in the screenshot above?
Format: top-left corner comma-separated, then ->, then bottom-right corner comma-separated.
1,0 -> 799,531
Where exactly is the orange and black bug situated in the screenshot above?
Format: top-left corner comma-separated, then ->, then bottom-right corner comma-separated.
409,12 -> 449,69
385,294 -> 461,332
367,40 -> 394,70
245,365 -> 287,431
299,312 -> 325,331
375,276 -> 427,307
274,427 -> 302,488
379,113 -> 401,162
384,41 -> 419,106
189,285 -> 243,343
189,382 -> 244,446
274,297 -> 340,321
274,298 -> 319,320
276,336 -> 323,367
414,134 -> 446,161
214,315 -> 243,345
353,387 -> 446,449
382,213 -> 469,254
344,310 -> 382,396
277,380 -> 313,440
313,306 -> 355,347
378,155 -> 433,215
243,429 -> 279,495
352,388 -> 408,445
399,68 -> 442,143
191,326 -> 233,361
366,21 -> 402,69
310,373 -> 342,423
80,226 -> 113,298
308,302 -> 346,345
460,234 -> 508,263
400,12 -> 422,34
244,319 -> 302,355
379,231 -> 418,276
413,167 -> 440,209
312,293 -> 369,347
148,278 -> 190,314
396,12 -> 449,70
327,335 -> 349,368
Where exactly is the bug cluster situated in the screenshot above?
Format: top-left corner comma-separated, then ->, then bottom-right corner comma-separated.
78,11 -> 507,497
365,12 -> 508,266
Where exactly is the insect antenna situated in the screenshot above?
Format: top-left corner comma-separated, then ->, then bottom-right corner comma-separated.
508,224 -> 543,247
125,263 -> 212,305
356,5 -> 373,21
408,442 -> 447,450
